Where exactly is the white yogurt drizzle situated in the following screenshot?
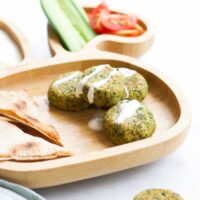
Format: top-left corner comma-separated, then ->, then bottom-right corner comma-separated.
115,100 -> 141,124
52,71 -> 81,87
123,86 -> 129,98
87,69 -> 118,103
118,68 -> 136,77
75,64 -> 108,98
88,117 -> 103,131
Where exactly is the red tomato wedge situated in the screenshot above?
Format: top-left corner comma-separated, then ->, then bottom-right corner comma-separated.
89,15 -> 103,33
101,14 -> 138,32
89,3 -> 110,33
88,2 -> 145,36
90,2 -> 110,16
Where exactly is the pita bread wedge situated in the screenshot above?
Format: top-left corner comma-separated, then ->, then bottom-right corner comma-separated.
0,90 -> 62,146
0,116 -> 13,122
0,116 -> 57,144
0,120 -> 71,161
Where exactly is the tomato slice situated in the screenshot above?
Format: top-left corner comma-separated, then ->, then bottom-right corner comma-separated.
89,3 -> 110,34
88,2 -> 143,36
90,2 -> 110,16
89,15 -> 104,33
101,14 -> 138,32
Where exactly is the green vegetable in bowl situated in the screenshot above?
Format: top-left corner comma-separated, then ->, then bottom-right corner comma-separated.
70,0 -> 89,23
58,0 -> 96,42
40,0 -> 96,51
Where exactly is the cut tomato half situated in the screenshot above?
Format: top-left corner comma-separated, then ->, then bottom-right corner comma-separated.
88,2 -> 144,36
89,3 -> 110,33
90,2 -> 110,16
89,15 -> 104,33
101,14 -> 138,32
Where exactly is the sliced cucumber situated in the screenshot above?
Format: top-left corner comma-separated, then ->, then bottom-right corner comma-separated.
58,0 -> 96,42
70,0 -> 89,22
40,0 -> 86,51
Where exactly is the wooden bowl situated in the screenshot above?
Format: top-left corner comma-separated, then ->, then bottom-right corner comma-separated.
0,18 -> 191,189
48,7 -> 154,58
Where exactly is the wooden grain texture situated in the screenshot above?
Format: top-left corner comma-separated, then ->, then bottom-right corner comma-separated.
0,14 -> 191,189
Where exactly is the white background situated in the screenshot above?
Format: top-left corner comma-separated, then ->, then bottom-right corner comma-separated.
0,0 -> 199,199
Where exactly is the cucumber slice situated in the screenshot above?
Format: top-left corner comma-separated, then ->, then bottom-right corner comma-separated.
58,0 -> 96,42
40,0 -> 86,51
70,0 -> 89,22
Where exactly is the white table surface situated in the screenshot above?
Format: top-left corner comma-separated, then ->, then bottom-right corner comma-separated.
0,0 -> 199,199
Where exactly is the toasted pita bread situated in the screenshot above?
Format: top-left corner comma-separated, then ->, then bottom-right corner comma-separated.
0,116 -> 57,144
0,116 -> 12,122
0,91 -> 62,146
0,120 -> 71,161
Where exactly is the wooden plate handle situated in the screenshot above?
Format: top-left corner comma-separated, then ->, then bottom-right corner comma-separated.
0,18 -> 35,67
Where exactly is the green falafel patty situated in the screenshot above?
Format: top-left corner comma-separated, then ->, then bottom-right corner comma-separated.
118,68 -> 148,101
48,71 -> 90,111
134,189 -> 183,200
76,64 -> 126,107
103,100 -> 156,145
